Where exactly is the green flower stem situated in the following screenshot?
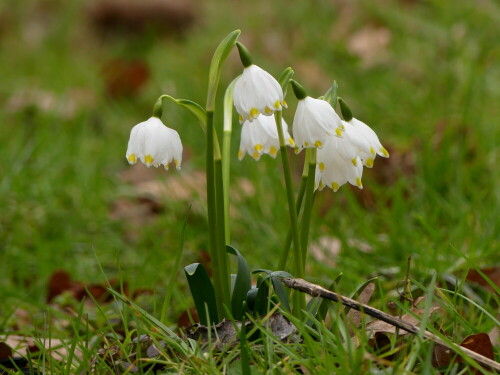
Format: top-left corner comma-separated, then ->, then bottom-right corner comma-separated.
300,148 -> 317,270
222,79 -> 238,244
215,158 -> 230,296
203,31 -> 240,320
274,111 -> 304,317
278,173 -> 307,271
206,110 -> 225,319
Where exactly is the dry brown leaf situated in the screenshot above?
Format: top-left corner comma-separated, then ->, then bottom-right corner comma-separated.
347,26 -> 392,67
347,283 -> 376,328
101,59 -> 150,98
0,335 -> 82,363
87,0 -> 196,36
466,267 -> 500,293
367,304 -> 441,335
309,236 -> 341,268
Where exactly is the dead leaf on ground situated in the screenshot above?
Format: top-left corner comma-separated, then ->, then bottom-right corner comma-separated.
466,266 -> 500,293
0,335 -> 82,363
347,26 -> 392,67
101,59 -> 150,98
432,333 -> 495,373
309,236 -> 341,268
367,301 -> 441,335
347,283 -> 376,328
87,0 -> 196,36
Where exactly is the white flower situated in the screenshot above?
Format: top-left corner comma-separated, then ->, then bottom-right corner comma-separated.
126,117 -> 182,170
238,114 -> 294,161
348,118 -> 389,168
233,65 -> 286,124
315,135 -> 363,192
292,97 -> 344,151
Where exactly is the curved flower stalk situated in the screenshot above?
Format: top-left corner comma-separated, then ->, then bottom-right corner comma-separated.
290,81 -> 343,151
233,42 -> 286,123
315,135 -> 363,192
126,117 -> 182,170
238,114 -> 294,161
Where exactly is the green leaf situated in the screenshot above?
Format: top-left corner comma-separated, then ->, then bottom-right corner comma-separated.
246,287 -> 258,312
323,81 -> 338,108
278,67 -> 294,97
162,95 -> 207,129
184,263 -> 219,325
207,30 -> 241,110
271,277 -> 290,312
270,270 -> 294,279
255,279 -> 270,315
226,245 -> 251,320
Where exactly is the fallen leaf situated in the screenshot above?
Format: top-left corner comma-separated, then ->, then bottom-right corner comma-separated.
347,283 -> 376,328
101,59 -> 150,98
367,305 -> 441,335
0,342 -> 13,359
309,236 -> 341,268
347,26 -> 392,67
87,0 -> 196,36
466,267 -> 500,293
460,333 -> 494,361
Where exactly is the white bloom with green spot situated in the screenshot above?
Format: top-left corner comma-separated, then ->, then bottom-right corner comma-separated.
238,114 -> 294,161
348,118 -> 389,168
292,96 -> 343,151
315,135 -> 363,192
233,65 -> 286,124
126,117 -> 182,170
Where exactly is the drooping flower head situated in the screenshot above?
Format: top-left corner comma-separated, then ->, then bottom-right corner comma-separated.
339,98 -> 389,168
290,80 -> 344,151
315,135 -> 363,192
126,116 -> 183,170
238,114 -> 294,161
233,42 -> 286,124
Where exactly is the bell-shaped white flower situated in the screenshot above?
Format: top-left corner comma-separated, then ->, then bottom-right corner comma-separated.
233,65 -> 286,124
292,96 -> 344,151
126,117 -> 182,170
348,118 -> 389,168
315,135 -> 363,192
238,114 -> 294,161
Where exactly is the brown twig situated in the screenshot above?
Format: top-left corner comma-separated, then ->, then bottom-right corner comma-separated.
282,278 -> 500,372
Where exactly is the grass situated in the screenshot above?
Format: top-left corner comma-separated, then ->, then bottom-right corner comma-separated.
0,0 -> 498,373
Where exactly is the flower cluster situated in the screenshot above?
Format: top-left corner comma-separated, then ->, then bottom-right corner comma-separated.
124,40 -> 389,194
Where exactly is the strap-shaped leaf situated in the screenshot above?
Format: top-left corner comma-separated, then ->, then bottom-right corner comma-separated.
227,245 -> 251,320
255,279 -> 270,315
207,30 -> 241,110
271,277 -> 290,312
184,263 -> 218,325
316,273 -> 343,322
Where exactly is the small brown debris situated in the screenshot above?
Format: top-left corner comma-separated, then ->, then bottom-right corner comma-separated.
466,267 -> 500,293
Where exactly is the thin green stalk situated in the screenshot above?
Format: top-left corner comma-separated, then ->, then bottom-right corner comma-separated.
300,148 -> 317,269
215,158 -> 230,301
206,111 -> 224,320
278,173 -> 307,271
274,111 -> 304,317
222,79 -> 238,244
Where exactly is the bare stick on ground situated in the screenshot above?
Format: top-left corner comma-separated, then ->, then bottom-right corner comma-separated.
281,277 -> 500,372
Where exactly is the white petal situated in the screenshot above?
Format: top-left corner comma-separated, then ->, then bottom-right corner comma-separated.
238,114 -> 292,161
315,136 -> 363,192
233,65 -> 284,122
293,97 -> 343,151
349,118 -> 389,166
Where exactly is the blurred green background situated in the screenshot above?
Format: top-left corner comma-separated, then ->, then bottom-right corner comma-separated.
0,0 -> 498,317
